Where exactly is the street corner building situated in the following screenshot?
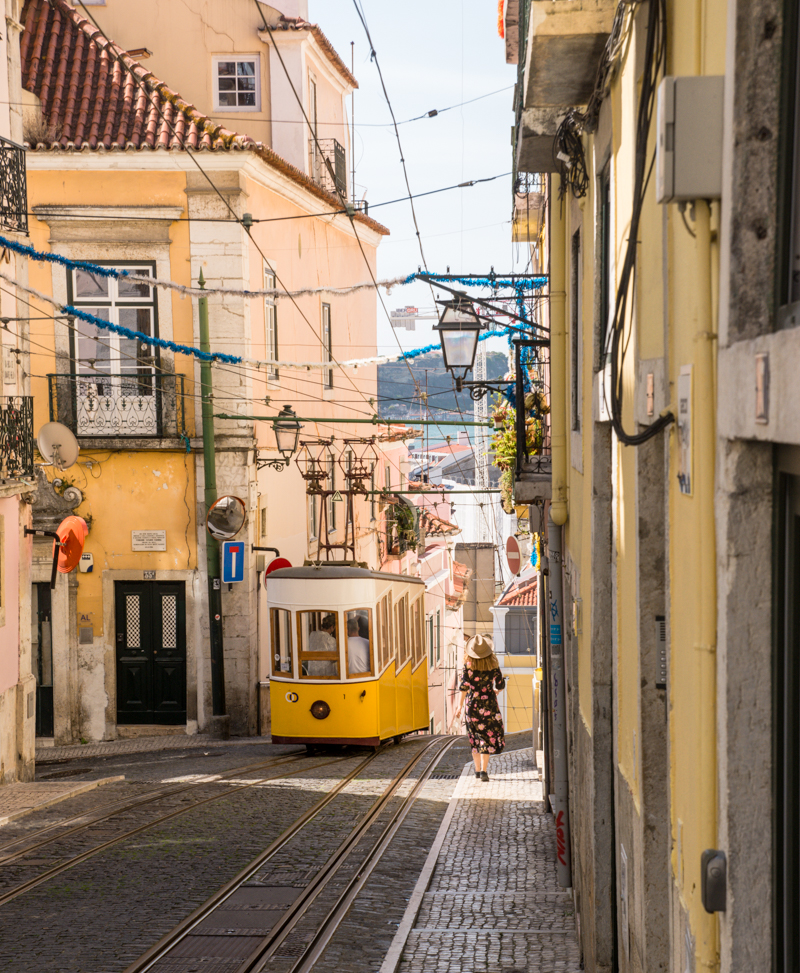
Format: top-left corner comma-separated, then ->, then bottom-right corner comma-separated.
17,0 -> 390,745
504,0 -> 800,971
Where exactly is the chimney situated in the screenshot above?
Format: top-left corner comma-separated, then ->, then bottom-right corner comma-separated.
457,431 -> 470,445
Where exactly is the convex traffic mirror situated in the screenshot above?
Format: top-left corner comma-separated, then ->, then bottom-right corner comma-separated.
206,495 -> 246,541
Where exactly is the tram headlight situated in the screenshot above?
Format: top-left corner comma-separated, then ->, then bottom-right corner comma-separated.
310,700 -> 331,720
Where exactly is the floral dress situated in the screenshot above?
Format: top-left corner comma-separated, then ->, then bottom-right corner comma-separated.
459,665 -> 506,754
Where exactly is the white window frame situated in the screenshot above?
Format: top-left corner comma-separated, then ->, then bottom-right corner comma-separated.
264,265 -> 278,382
213,55 -> 261,112
322,303 -> 333,389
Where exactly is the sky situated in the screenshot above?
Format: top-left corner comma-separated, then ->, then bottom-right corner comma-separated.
308,0 -> 520,359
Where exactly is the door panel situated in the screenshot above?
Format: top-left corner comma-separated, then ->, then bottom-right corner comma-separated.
116,581 -> 186,725
32,583 -> 54,737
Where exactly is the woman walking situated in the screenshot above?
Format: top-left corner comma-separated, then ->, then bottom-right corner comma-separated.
453,634 -> 506,781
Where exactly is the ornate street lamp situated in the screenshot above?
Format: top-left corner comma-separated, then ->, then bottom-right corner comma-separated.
257,405 -> 302,471
433,296 -> 482,390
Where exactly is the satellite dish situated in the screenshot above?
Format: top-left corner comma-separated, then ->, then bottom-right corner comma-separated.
206,495 -> 246,542
37,422 -> 80,471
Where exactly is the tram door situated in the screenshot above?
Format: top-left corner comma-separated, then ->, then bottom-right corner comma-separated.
115,581 -> 186,725
31,583 -> 53,737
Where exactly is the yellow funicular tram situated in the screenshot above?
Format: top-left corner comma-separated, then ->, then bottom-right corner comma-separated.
267,565 -> 429,747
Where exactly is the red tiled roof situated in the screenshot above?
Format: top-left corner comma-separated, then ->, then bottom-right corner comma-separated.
21,0 -> 256,151
420,510 -> 460,536
446,559 -> 472,609
19,0 -> 389,236
273,17 -> 359,89
425,443 -> 473,455
498,575 -> 537,607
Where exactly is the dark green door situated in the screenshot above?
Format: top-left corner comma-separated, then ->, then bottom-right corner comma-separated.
32,583 -> 54,737
115,581 -> 186,725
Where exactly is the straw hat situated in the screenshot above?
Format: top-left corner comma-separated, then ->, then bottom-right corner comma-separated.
465,634 -> 494,659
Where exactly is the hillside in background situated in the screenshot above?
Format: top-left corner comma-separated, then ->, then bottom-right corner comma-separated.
377,350 -> 509,428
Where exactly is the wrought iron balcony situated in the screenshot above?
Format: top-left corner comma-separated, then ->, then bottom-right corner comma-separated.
0,396 -> 33,480
47,373 -> 186,440
0,137 -> 28,235
309,138 -> 347,198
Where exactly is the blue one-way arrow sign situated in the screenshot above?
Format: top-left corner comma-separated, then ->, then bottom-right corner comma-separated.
221,540 -> 245,583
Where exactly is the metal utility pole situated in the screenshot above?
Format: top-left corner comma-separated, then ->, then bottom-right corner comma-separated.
547,511 -> 572,887
198,270 -> 225,716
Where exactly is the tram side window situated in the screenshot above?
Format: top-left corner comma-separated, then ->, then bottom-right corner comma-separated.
396,595 -> 410,669
377,592 -> 394,672
412,598 -> 424,665
298,610 -> 340,679
345,609 -> 373,677
271,608 -> 293,676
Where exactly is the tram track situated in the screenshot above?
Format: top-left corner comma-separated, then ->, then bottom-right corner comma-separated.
0,750 -> 308,865
121,736 -> 457,973
0,748 -> 359,907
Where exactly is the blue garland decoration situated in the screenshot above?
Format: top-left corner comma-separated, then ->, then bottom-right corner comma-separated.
0,234 -> 129,278
416,271 -> 548,290
63,306 -> 242,364
0,232 -> 548,373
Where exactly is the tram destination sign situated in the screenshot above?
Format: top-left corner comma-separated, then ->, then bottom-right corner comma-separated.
131,530 -> 167,552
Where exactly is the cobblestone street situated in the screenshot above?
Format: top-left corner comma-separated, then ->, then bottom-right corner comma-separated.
0,733 -> 571,973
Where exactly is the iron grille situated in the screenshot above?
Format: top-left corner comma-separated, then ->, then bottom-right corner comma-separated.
0,137 -> 28,235
309,138 -> 347,197
0,395 -> 33,479
47,373 -> 186,439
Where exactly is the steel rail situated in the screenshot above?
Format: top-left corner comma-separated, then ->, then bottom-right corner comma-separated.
237,737 -> 454,973
120,745 -> 391,973
285,738 -> 458,973
0,750 -> 307,865
0,750 -> 356,907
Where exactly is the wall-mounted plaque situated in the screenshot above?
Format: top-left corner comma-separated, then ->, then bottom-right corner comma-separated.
132,530 -> 166,552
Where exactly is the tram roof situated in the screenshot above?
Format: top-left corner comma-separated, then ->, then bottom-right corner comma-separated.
266,566 -> 425,585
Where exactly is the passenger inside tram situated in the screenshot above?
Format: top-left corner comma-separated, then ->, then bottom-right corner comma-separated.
301,612 -> 339,677
346,613 -> 371,675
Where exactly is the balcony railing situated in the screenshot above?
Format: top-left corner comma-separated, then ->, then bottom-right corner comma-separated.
309,138 -> 347,198
47,373 -> 186,439
0,137 -> 28,235
0,396 -> 33,479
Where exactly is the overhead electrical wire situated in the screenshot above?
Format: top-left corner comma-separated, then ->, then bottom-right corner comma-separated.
348,0 -> 503,549
62,0 -> 499,542
20,170 -> 509,226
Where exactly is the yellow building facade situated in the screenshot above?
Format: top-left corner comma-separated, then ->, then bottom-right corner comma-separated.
20,0 -> 390,744
506,0 -> 790,970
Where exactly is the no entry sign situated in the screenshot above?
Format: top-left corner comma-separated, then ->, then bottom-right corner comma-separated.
506,535 -> 521,575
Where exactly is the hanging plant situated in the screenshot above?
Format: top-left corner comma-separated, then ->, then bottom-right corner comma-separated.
386,502 -> 419,555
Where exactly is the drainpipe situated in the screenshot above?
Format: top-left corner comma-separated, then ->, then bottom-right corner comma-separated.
694,199 -> 719,960
198,271 -> 226,717
550,176 -> 568,527
547,510 -> 572,887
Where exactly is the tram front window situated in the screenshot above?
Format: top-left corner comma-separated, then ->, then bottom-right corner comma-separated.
346,609 -> 373,677
299,610 -> 340,678
271,608 -> 292,676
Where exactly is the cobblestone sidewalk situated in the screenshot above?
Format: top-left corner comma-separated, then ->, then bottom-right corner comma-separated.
36,733 -> 267,763
384,748 -> 581,973
0,776 -> 123,827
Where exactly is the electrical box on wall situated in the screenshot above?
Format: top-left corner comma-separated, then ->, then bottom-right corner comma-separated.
656,76 -> 724,203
